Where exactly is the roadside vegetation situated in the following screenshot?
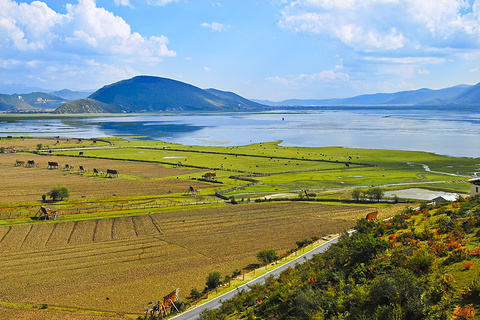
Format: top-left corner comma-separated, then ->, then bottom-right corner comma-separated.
200,196 -> 480,320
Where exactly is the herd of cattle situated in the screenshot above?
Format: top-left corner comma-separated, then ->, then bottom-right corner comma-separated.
14,159 -> 119,178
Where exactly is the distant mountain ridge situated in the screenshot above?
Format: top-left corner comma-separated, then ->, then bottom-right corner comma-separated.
254,84 -> 476,106
0,92 -> 67,111
2,76 -> 480,113
51,89 -> 92,101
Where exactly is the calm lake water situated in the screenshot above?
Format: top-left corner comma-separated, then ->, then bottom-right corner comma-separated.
1,106 -> 479,158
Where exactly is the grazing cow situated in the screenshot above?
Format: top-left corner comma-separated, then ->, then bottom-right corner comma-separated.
93,168 -> 100,176
106,169 -> 118,178
64,164 -> 74,170
26,160 -> 37,168
365,211 -> 378,221
14,160 -> 25,167
79,166 -> 87,172
202,172 -> 216,180
47,161 -> 59,169
79,151 -> 84,156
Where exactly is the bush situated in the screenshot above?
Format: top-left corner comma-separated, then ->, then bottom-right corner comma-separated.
188,287 -> 202,301
206,271 -> 221,290
257,249 -> 278,265
47,186 -> 69,201
407,248 -> 436,273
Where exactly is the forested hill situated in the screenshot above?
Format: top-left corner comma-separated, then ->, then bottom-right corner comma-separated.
200,196 -> 480,320
80,76 -> 265,113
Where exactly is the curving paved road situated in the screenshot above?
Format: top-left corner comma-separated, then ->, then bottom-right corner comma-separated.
169,236 -> 342,320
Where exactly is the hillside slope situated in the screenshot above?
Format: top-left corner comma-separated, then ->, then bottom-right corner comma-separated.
52,98 -> 122,114
451,82 -> 480,105
201,196 -> 480,320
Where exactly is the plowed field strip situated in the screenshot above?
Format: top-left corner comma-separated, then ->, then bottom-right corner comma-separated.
1,239 -> 170,275
1,236 -> 167,265
112,217 -> 136,240
131,216 -> 139,237
148,214 -> 164,235
1,233 -> 164,259
1,241 -> 199,280
134,215 -> 162,236
69,220 -> 96,245
21,224 -> 55,250
19,225 -> 33,248
45,222 -> 74,247
0,224 -> 31,251
0,226 -> 10,242
94,218 -> 112,242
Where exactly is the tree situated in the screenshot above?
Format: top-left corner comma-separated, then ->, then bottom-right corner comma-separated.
352,188 -> 362,201
36,143 -> 43,150
187,288 -> 202,301
48,186 -> 70,201
366,187 -> 384,202
257,249 -> 278,265
206,271 -> 221,290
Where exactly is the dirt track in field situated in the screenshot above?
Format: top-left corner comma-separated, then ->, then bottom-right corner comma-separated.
0,153 -> 208,203
0,201 -> 400,319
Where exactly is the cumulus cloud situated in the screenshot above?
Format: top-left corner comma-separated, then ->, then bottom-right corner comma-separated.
0,0 -> 175,59
279,0 -> 480,52
201,22 -> 228,32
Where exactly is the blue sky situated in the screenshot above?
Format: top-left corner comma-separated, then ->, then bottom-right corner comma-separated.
2,0 -> 480,100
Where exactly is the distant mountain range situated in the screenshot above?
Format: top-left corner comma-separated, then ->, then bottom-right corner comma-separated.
254,84 -> 477,106
2,76 -> 480,113
0,92 -> 68,111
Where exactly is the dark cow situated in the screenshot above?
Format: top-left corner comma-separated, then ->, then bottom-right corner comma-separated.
47,161 -> 59,169
26,160 -> 37,167
106,169 -> 118,178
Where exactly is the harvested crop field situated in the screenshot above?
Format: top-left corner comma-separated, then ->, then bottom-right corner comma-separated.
0,202 -> 399,319
0,153 -> 207,203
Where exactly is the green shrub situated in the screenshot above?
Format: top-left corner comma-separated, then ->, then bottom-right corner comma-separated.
257,249 -> 278,265
206,271 -> 221,290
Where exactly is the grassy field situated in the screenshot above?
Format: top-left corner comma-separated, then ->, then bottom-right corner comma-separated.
0,136 -> 477,318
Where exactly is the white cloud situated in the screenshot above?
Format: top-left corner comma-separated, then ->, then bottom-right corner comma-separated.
201,22 -> 228,32
267,66 -> 350,87
146,0 -> 178,6
0,0 -> 175,60
114,0 -> 133,8
417,69 -> 430,75
469,68 -> 479,72
204,66 -> 211,72
279,0 -> 480,52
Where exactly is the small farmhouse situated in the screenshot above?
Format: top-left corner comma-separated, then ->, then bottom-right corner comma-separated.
470,178 -> 480,197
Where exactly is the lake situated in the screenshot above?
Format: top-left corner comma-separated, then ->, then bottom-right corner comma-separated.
1,106 -> 479,157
